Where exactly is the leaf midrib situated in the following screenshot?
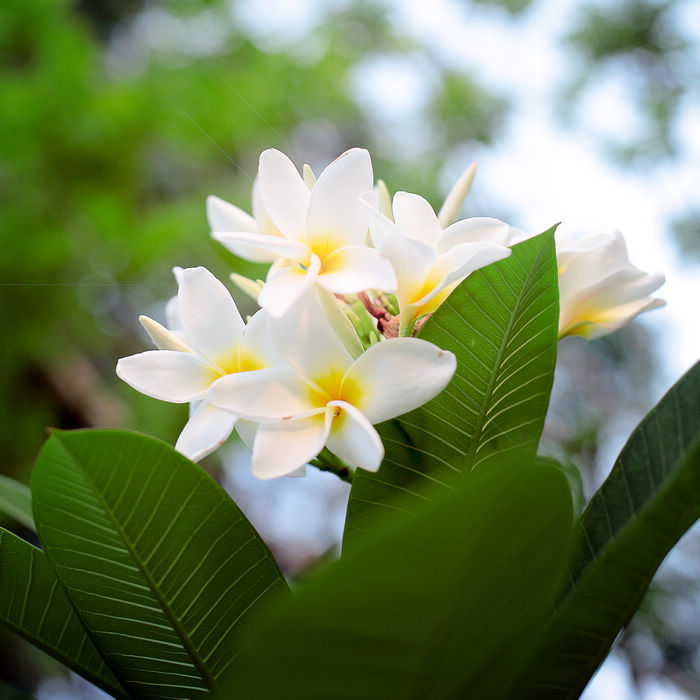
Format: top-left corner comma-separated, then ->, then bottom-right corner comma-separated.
462,239 -> 552,470
567,434 -> 700,598
0,530 -> 129,699
49,435 -> 217,693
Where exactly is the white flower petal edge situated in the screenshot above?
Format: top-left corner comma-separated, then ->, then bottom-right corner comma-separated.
116,351 -> 214,403
178,267 -> 244,370
306,147 -> 373,248
207,176 -> 286,263
325,401 -> 384,472
393,191 -> 443,246
209,367 -> 322,421
317,246 -> 396,295
252,412 -> 331,480
258,148 -> 311,241
175,401 -> 237,463
257,254 -> 321,319
345,338 -> 457,424
557,229 -> 665,339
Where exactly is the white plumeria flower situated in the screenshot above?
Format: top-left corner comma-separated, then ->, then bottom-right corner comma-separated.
208,290 -> 456,479
211,147 -> 396,318
556,229 -> 665,340
116,266 -> 282,462
365,191 -> 512,334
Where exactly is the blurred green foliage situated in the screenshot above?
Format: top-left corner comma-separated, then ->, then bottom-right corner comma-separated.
560,0 -> 694,164
0,0 -> 506,485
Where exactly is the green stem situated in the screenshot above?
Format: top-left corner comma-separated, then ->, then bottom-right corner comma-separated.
309,449 -> 354,484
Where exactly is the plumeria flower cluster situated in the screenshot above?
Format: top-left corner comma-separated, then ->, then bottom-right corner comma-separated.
117,147 -> 665,478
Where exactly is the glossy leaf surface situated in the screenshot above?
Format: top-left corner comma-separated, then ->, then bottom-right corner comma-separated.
32,429 -> 288,698
346,227 -> 559,539
0,528 -> 127,698
222,457 -> 573,699
516,361 -> 700,698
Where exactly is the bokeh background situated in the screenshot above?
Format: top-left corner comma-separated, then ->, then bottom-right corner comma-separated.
1,0 -> 698,697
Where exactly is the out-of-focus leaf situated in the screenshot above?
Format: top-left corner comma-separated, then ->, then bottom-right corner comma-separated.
220,457 -> 574,699
0,528 -> 127,699
0,475 -> 34,531
515,361 -> 700,698
345,226 -> 559,540
32,429 -> 288,698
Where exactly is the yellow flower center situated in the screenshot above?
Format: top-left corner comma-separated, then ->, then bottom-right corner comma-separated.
214,344 -> 266,376
307,368 -> 361,409
306,231 -> 345,270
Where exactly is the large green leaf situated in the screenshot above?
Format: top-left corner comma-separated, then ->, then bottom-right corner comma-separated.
0,475 -> 34,531
515,361 -> 700,698
0,528 -> 127,699
31,429 -> 288,698
219,457 -> 574,699
345,227 -> 559,538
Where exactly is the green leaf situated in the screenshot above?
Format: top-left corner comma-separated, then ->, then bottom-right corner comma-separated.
515,361 -> 700,698
31,429 -> 288,698
219,457 -> 574,699
346,226 -> 560,538
0,528 -> 127,699
0,475 -> 34,531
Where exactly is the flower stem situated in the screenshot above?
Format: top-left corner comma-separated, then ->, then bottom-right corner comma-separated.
309,449 -> 354,483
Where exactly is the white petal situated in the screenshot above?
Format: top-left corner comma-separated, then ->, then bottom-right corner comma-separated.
139,315 -> 191,352
257,148 -> 310,241
258,256 -> 320,318
437,217 -> 510,253
172,266 -> 184,285
437,162 -> 476,228
212,231 -> 308,262
326,400 -> 383,471
175,402 -> 237,462
116,351 -> 215,403
238,308 -> 284,368
251,411 -> 332,479
251,177 -> 284,239
317,246 -> 397,294
376,226 -> 436,309
557,229 -> 629,295
559,267 -> 665,338
306,148 -> 373,248
429,241 -> 511,296
392,191 -> 443,245
208,367 -> 319,420
235,419 -> 259,451
344,338 -> 457,424
363,197 -> 396,250
178,267 -> 244,369
207,195 -> 256,233
563,298 -> 666,340
268,288 -> 354,391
